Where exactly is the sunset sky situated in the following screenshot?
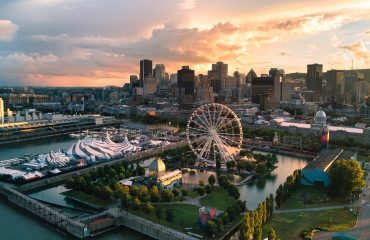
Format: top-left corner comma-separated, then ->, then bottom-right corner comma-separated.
0,0 -> 370,86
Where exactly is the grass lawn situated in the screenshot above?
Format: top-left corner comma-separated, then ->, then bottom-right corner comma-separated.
128,203 -> 200,233
200,187 -> 236,211
127,203 -> 243,239
263,208 -> 357,240
187,190 -> 199,198
62,190 -> 117,208
279,185 -> 347,210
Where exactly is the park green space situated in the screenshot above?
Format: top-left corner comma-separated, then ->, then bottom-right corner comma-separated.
62,190 -> 117,209
200,187 -> 236,211
127,203 -> 200,233
263,208 -> 357,240
279,185 -> 347,210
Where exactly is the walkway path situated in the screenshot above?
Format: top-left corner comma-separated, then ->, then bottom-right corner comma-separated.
274,205 -> 346,214
313,174 -> 370,240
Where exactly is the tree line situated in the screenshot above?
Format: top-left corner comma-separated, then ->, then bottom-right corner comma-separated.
275,169 -> 302,208
239,194 -> 276,240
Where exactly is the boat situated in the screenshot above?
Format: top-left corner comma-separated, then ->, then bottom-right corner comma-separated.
69,133 -> 82,138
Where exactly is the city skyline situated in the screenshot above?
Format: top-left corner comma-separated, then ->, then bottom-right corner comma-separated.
0,0 -> 370,87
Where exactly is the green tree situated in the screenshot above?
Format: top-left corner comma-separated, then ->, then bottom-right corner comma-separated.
136,165 -> 145,176
204,220 -> 217,236
227,206 -> 236,221
143,202 -> 154,213
161,189 -> 174,202
131,197 -> 141,210
121,192 -> 131,208
218,175 -> 230,188
172,188 -> 180,198
150,186 -> 160,202
228,185 -> 240,199
208,174 -> 216,187
181,189 -> 188,197
205,185 -> 212,194
268,227 -> 277,240
166,209 -> 174,222
155,207 -> 162,218
253,225 -> 262,240
256,163 -> 267,175
197,187 -> 205,196
328,159 -> 365,198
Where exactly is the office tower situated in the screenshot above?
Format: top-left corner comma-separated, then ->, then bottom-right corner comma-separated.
154,64 -> 166,85
170,74 -> 177,84
143,75 -> 157,97
177,66 -> 195,109
344,72 -> 365,104
140,59 -> 152,87
251,76 -> 275,110
306,64 -> 323,93
0,98 -> 4,124
196,74 -> 214,104
208,62 -> 228,92
326,70 -> 345,103
269,68 -> 285,102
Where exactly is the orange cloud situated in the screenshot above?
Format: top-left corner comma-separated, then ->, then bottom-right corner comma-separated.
340,41 -> 370,64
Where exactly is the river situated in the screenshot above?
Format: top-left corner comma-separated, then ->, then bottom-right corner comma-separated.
0,137 -> 307,239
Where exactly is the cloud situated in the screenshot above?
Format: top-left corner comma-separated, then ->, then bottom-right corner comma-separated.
1,3 -> 370,86
179,0 -> 197,10
339,41 -> 370,64
0,20 -> 18,41
365,30 -> 370,36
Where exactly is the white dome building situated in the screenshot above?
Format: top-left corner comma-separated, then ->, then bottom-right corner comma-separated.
315,110 -> 327,127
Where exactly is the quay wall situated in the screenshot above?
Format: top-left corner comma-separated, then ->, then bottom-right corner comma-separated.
0,185 -> 88,238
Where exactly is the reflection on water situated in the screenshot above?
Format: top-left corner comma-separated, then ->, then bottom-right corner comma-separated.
0,136 -> 76,161
239,152 -> 307,209
182,170 -> 241,187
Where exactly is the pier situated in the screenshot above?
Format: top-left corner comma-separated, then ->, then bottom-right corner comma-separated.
0,185 -> 89,238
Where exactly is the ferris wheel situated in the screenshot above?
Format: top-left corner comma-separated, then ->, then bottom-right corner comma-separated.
186,103 -> 243,167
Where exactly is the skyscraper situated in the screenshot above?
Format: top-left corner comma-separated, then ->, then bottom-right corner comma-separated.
208,62 -> 228,93
306,64 -> 323,93
0,98 -> 4,124
326,70 -> 345,103
154,64 -> 166,85
177,66 -> 195,109
251,76 -> 275,110
140,59 -> 152,87
269,68 -> 285,102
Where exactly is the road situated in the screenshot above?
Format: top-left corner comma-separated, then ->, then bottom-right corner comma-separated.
313,173 -> 370,240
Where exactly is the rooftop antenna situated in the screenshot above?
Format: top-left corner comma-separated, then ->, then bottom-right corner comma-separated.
351,59 -> 354,70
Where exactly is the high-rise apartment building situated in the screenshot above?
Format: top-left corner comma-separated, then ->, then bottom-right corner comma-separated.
140,59 -> 152,87
306,64 -> 323,93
